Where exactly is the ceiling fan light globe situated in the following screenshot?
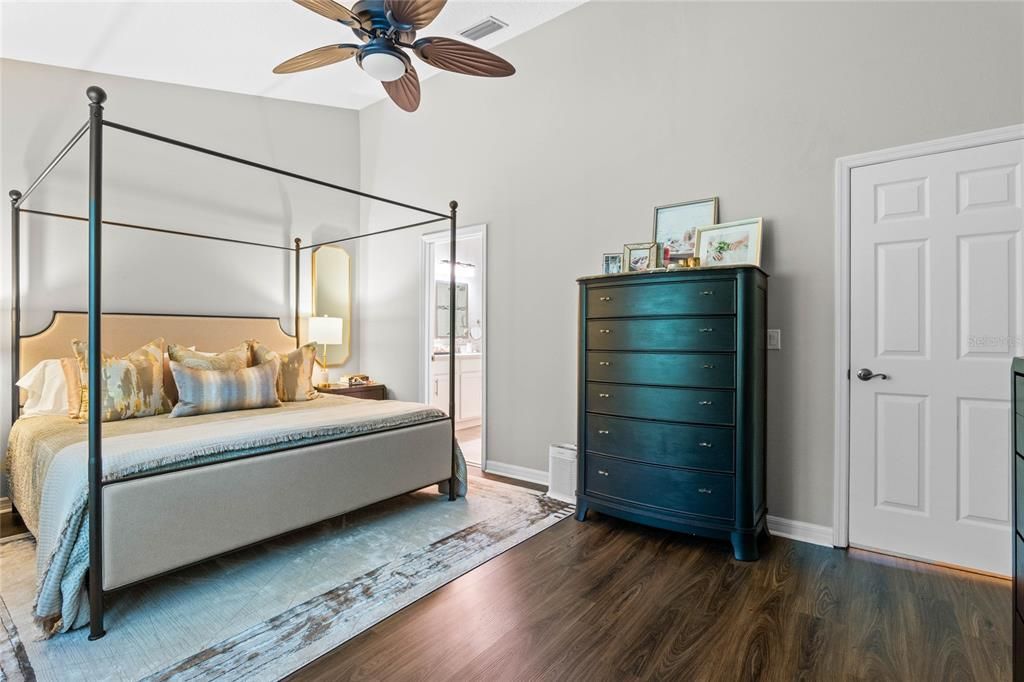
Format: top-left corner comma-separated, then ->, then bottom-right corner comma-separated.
361,51 -> 407,82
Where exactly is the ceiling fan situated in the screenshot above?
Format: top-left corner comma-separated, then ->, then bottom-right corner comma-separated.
273,0 -> 516,112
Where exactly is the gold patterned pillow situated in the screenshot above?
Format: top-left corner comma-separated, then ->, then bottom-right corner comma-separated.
250,340 -> 318,402
167,343 -> 250,371
71,338 -> 167,422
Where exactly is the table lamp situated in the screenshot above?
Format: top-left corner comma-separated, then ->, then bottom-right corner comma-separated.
308,315 -> 343,382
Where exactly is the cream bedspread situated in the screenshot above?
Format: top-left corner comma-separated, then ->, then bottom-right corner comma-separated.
4,394 -> 466,634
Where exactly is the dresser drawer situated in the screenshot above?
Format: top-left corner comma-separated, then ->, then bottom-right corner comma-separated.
586,280 -> 735,319
585,453 -> 734,520
586,352 -> 734,389
587,415 -> 734,472
1018,533 -> 1024,619
1017,375 -> 1024,416
587,318 -> 735,352
1017,455 -> 1024,534
1018,414 -> 1024,456
587,383 -> 733,426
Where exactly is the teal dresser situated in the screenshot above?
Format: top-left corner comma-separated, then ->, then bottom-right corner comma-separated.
576,266 -> 769,560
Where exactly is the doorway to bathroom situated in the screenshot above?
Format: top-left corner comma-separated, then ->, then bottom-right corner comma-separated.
421,225 -> 486,468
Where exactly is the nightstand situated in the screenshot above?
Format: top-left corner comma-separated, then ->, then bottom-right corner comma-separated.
317,383 -> 388,400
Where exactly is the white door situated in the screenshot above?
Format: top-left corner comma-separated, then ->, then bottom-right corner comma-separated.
849,139 -> 1023,574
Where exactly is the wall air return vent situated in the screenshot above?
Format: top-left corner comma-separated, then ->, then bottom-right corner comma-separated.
459,16 -> 509,42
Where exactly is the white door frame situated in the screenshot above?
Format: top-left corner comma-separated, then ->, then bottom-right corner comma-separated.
833,124 -> 1024,548
421,223 -> 488,469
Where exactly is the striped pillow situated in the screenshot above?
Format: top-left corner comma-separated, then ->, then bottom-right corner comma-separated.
169,358 -> 281,418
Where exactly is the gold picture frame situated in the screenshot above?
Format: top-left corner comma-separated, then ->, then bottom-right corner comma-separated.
653,197 -> 719,259
624,242 -> 660,272
694,218 -> 763,268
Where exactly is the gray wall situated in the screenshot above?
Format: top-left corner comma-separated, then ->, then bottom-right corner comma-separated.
357,1 -> 1024,526
0,59 -> 362,491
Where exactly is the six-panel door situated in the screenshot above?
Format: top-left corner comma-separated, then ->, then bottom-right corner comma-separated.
849,139 -> 1023,575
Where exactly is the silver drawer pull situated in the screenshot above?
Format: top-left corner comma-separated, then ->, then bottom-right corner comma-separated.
698,441 -> 713,448
698,400 -> 713,406
598,393 -> 611,398
598,329 -> 612,334
700,290 -> 714,296
598,361 -> 611,366
598,296 -> 613,302
597,469 -> 610,476
699,328 -> 714,333
698,487 -> 713,494
702,364 -> 715,369
597,429 -> 610,435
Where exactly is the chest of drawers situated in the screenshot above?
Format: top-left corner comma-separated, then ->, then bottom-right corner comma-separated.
576,266 -> 768,560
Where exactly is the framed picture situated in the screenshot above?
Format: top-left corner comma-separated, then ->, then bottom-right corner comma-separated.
624,242 -> 659,272
653,197 -> 719,260
694,218 -> 763,267
602,252 -> 623,274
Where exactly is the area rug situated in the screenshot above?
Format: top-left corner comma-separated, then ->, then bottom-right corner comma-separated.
0,477 -> 572,681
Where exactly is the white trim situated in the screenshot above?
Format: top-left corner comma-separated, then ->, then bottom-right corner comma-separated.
767,515 -> 833,548
833,124 -> 1024,548
484,460 -> 549,487
421,224 -> 488,470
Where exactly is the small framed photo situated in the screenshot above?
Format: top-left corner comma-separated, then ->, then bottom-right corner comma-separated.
654,197 -> 719,260
602,252 -> 623,274
624,242 -> 659,272
694,218 -> 763,267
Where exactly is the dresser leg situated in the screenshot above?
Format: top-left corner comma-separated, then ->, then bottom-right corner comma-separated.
574,499 -> 589,522
730,531 -> 759,561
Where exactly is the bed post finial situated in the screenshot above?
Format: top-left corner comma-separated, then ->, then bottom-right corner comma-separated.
449,200 -> 458,211
86,86 -> 107,105
9,189 -> 21,204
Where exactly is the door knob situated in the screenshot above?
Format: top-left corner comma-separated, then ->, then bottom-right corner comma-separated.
856,368 -> 889,381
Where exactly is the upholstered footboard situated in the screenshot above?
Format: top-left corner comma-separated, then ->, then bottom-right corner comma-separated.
100,420 -> 453,591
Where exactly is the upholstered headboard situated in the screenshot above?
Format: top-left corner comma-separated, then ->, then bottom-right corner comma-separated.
19,311 -> 297,403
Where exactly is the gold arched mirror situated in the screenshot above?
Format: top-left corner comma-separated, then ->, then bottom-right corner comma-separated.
311,245 -> 352,365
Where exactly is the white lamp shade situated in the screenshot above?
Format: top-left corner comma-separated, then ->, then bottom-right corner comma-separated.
308,316 -> 344,345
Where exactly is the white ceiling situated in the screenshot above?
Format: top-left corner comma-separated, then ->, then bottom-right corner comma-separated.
0,0 -> 584,111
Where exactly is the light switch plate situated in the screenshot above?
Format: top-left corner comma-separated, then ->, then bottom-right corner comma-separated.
767,329 -> 781,350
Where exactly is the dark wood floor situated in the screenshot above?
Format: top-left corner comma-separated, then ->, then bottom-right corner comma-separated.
288,509 -> 1011,681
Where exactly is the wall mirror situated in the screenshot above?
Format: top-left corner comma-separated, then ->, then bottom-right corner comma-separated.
312,245 -> 352,365
436,281 -> 469,340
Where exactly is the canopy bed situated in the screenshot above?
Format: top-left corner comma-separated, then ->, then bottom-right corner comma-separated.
6,86 -> 463,640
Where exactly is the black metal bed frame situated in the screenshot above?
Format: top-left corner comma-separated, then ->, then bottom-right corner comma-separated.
7,86 -> 461,640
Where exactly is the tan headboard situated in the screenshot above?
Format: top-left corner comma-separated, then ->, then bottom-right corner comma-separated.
19,311 -> 297,392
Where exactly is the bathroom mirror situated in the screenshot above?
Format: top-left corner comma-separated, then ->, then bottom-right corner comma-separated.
312,245 -> 352,365
436,282 -> 469,339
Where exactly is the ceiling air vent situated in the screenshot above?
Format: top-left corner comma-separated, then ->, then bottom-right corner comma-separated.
459,16 -> 509,42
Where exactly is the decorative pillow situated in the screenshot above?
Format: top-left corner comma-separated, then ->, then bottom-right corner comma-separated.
71,338 -> 167,422
15,359 -> 70,417
169,358 -> 281,417
161,347 -> 196,411
60,357 -> 82,418
250,340 -> 318,402
168,343 -> 250,371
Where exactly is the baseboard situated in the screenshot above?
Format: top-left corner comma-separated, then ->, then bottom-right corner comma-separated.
483,460 -> 548,487
766,514 -> 833,548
